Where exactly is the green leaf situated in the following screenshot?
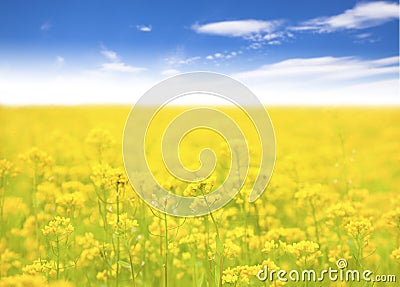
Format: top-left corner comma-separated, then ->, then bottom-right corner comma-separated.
216,236 -> 224,255
198,273 -> 204,287
214,263 -> 219,287
118,260 -> 131,269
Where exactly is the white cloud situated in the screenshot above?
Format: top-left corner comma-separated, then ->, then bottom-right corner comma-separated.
136,25 -> 152,32
205,51 -> 239,61
192,19 -> 287,47
100,62 -> 146,73
356,33 -> 372,39
0,55 -> 398,105
192,19 -> 289,49
161,69 -> 180,76
56,56 -> 65,65
165,56 -> 201,66
99,47 -> 145,73
0,71 -> 155,105
267,40 -> 281,45
192,19 -> 282,37
353,33 -> 379,44
234,56 -> 398,80
40,22 -> 52,32
248,42 -> 262,50
263,32 -> 283,41
293,1 -> 399,32
232,55 -> 399,105
191,2 -> 398,47
101,48 -> 119,62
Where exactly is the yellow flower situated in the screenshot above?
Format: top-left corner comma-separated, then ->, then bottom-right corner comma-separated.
56,192 -> 85,216
383,208 -> 400,230
284,240 -> 321,267
346,188 -> 369,201
18,147 -> 53,176
223,239 -> 241,259
390,247 -> 400,263
223,264 -> 262,285
327,245 -> 351,263
265,228 -> 306,243
0,274 -> 47,287
182,252 -> 191,260
42,216 -> 74,237
325,202 -> 356,226
22,259 -> 54,276
261,259 -> 280,278
108,212 -> 139,234
49,280 -> 75,287
91,164 -> 128,192
0,159 -> 19,183
294,183 -> 325,203
85,128 -> 115,161
96,269 -> 108,283
262,240 -> 278,254
344,218 -> 373,240
2,197 -> 29,220
0,241 -> 19,277
222,267 -> 239,284
183,176 -> 216,197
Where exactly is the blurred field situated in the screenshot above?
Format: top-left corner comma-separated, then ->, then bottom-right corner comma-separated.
0,106 -> 399,286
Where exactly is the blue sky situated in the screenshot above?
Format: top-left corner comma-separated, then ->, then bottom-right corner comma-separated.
0,0 -> 399,105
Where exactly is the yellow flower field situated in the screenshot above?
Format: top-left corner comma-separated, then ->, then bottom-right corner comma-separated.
0,106 -> 399,286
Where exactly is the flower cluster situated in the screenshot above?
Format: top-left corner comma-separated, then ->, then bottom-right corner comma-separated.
42,216 -> 74,237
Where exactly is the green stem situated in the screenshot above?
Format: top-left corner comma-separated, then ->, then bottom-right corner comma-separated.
116,185 -> 120,287
191,246 -> 197,287
218,256 -> 223,287
310,200 -> 320,244
127,247 -> 136,287
253,203 -> 261,235
103,188 -> 108,240
201,186 -> 219,239
98,145 -> 103,164
163,211 -> 168,287
204,216 -> 213,286
339,133 -> 349,194
0,174 -> 5,238
241,196 -> 249,263
200,186 -> 223,287
355,236 -> 364,270
32,164 -> 39,254
56,236 -> 60,280
140,201 -> 148,284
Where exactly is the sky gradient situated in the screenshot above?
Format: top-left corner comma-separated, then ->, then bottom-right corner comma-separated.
0,0 -> 399,105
